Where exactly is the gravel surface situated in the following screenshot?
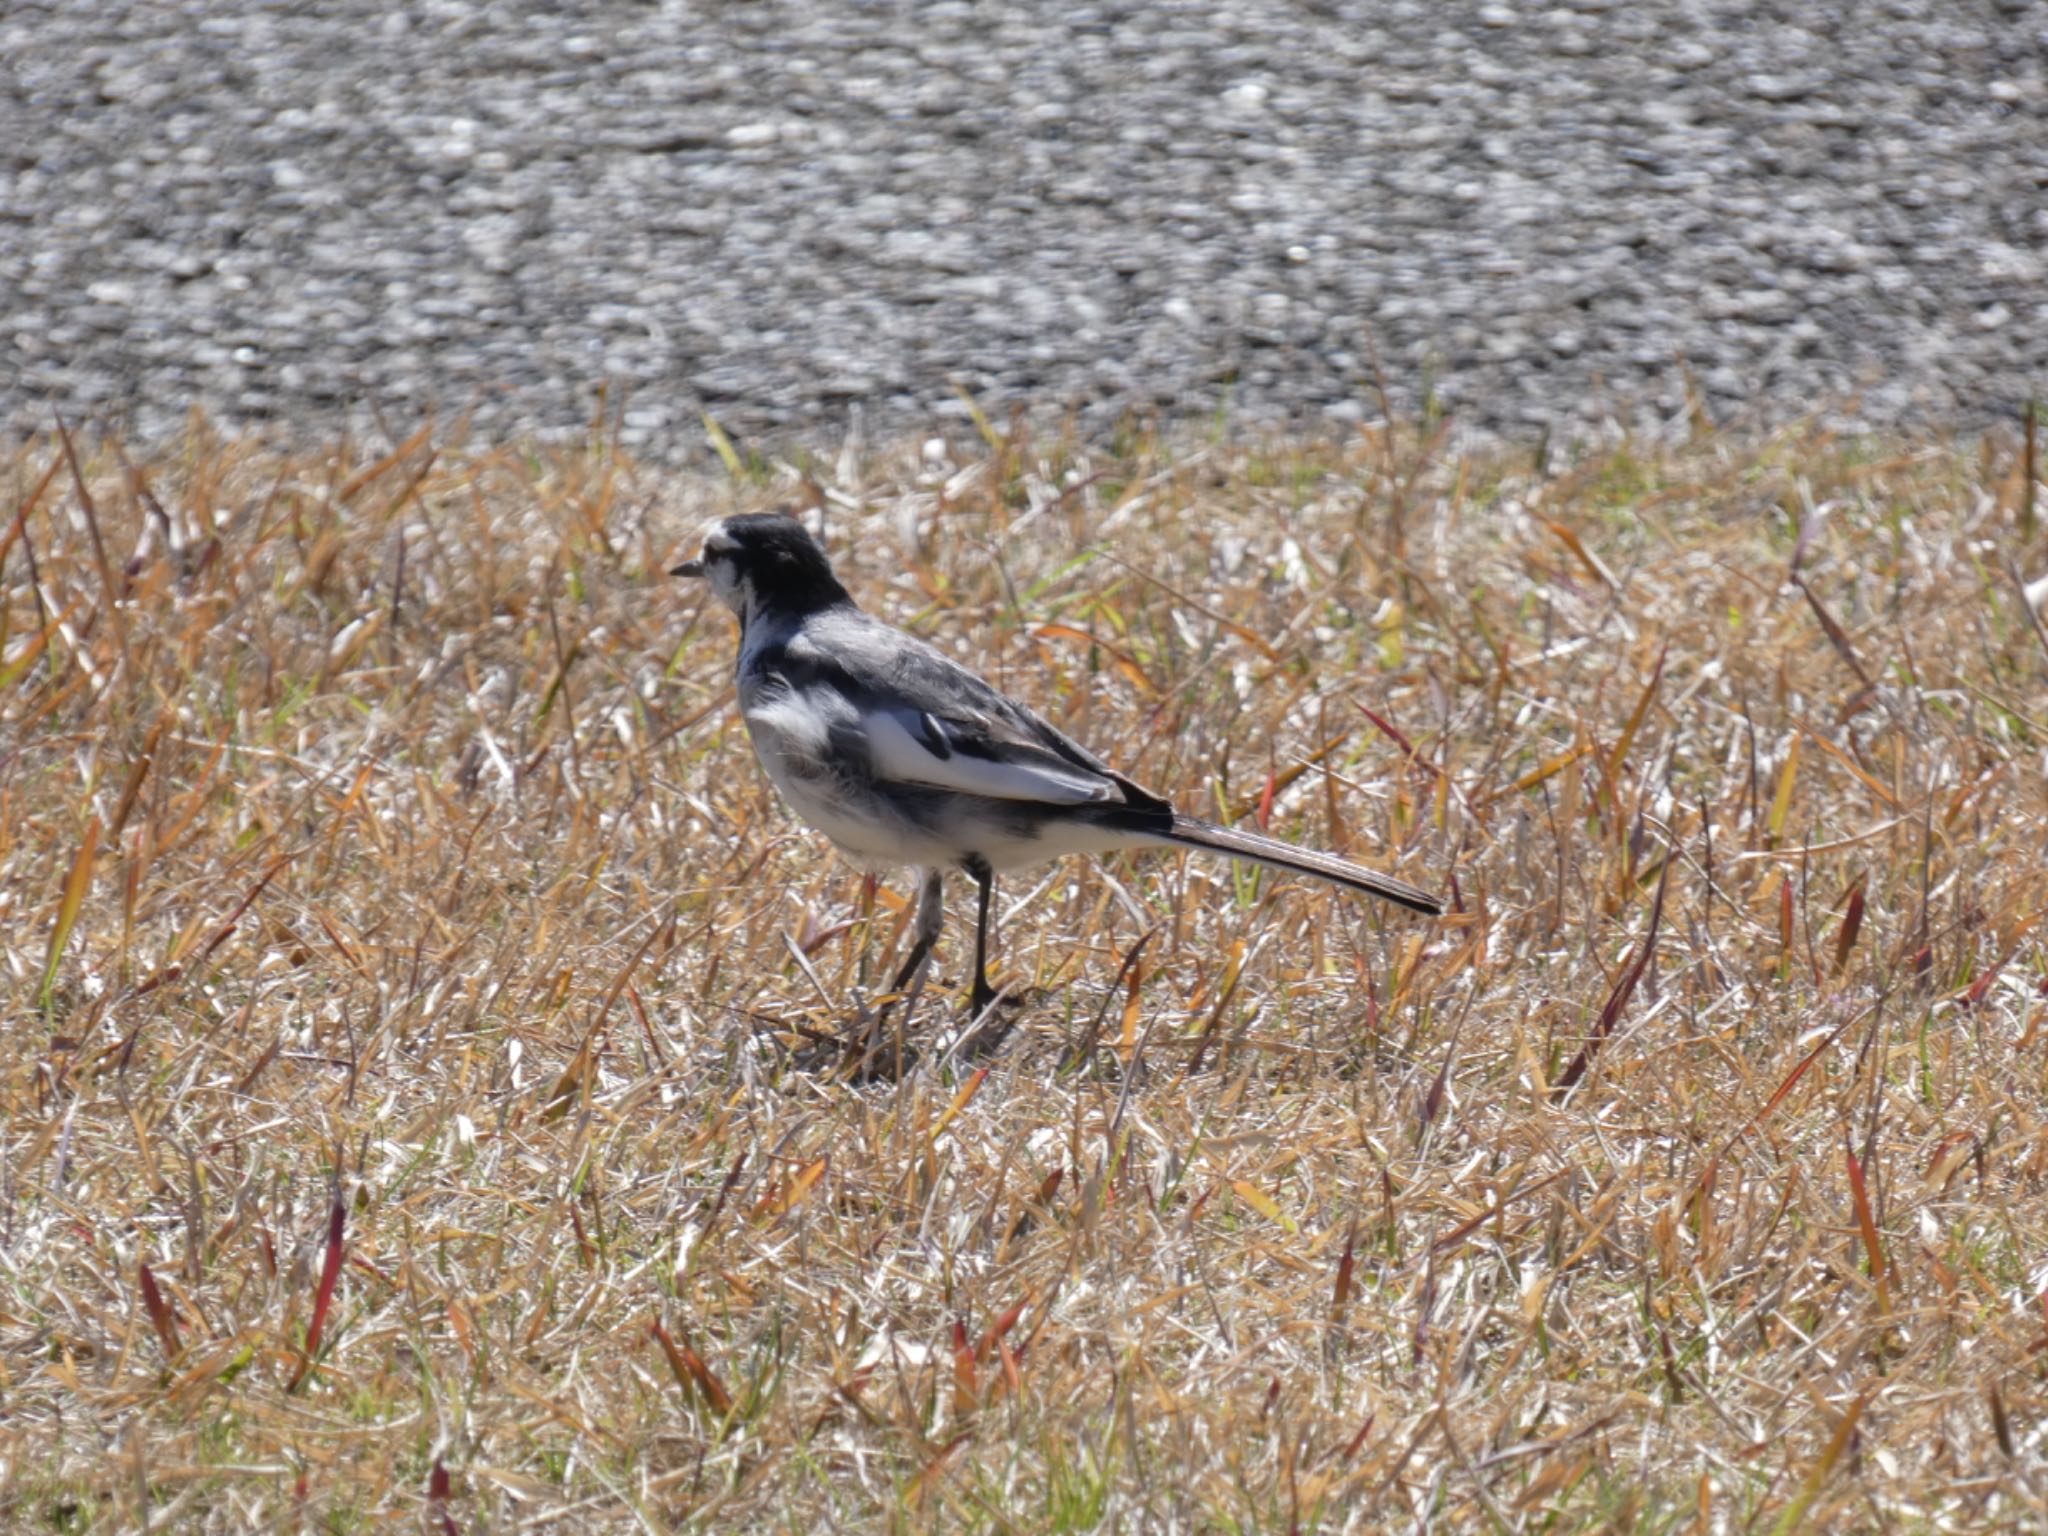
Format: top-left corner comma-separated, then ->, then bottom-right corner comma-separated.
3,0 -> 2044,453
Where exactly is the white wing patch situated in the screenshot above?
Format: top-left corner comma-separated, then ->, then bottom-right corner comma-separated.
864,709 -> 1113,804
744,689 -> 836,757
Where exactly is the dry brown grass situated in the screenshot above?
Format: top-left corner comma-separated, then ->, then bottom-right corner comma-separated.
2,411 -> 2044,1533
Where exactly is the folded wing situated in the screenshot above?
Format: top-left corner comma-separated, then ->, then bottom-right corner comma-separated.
775,613 -> 1164,809
864,706 -> 1118,804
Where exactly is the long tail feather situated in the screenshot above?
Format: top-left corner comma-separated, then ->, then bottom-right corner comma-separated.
1156,816 -> 1443,916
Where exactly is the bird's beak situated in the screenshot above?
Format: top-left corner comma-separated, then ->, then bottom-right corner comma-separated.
670,557 -> 704,578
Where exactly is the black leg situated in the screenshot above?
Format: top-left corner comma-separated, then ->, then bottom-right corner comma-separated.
964,855 -> 998,1017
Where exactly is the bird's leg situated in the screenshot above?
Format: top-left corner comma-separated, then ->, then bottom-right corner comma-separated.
964,855 -> 999,1019
882,868 -> 945,1003
844,868 -> 945,1080
950,854 -> 1031,1061
910,869 -> 948,987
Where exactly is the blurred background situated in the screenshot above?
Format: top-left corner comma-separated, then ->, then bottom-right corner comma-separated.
3,0 -> 2042,454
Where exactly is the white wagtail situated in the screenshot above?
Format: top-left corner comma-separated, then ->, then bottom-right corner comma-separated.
672,513 -> 1442,1032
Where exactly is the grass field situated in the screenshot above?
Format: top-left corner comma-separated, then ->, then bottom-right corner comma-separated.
2,411 -> 2044,1532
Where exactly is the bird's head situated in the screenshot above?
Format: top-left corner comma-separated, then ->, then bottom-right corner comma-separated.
671,512 -> 853,621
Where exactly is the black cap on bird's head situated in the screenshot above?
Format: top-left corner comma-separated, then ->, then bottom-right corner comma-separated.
671,512 -> 853,619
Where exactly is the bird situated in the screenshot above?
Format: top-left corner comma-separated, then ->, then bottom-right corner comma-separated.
672,512 -> 1442,1054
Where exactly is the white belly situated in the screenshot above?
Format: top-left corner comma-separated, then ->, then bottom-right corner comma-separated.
768,763 -> 951,869
743,708 -> 945,870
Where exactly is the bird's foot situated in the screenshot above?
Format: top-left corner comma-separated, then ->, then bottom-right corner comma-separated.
966,979 -> 1032,1018
839,1033 -> 921,1083
793,1000 -> 920,1083
783,1016 -> 850,1073
955,983 -> 1030,1059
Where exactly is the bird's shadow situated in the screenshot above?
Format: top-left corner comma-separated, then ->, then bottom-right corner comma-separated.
772,986 -> 1035,1085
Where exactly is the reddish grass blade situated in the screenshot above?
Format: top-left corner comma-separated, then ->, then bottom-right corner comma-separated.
1330,1222 -> 1356,1322
1832,875 -> 1865,974
650,1314 -> 734,1417
287,1183 -> 347,1393
1419,1043 -> 1452,1130
543,1023 -> 602,1122
1354,700 -> 1443,779
1952,953 -> 2011,1010
1335,1411 -> 1376,1466
1924,1132 -> 1972,1193
428,1458 -> 458,1536
197,850 -> 300,968
1793,574 -> 1875,691
138,1261 -> 182,1361
1990,1383 -> 2015,1460
593,918 -> 666,1022
649,1312 -> 696,1396
1800,726 -> 1898,808
977,1290 -> 1032,1365
906,1433 -> 970,1508
951,1318 -> 978,1417
1543,516 -> 1615,589
1552,854 -> 1670,1097
1231,731 -> 1355,821
108,708 -> 171,839
1845,1142 -> 1892,1313
679,1327 -> 737,1417
1758,1010 -> 1859,1124
0,447 -> 62,574
1429,1172 -> 1568,1257
1694,1002 -> 1871,1207
1413,1256 -> 1438,1365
